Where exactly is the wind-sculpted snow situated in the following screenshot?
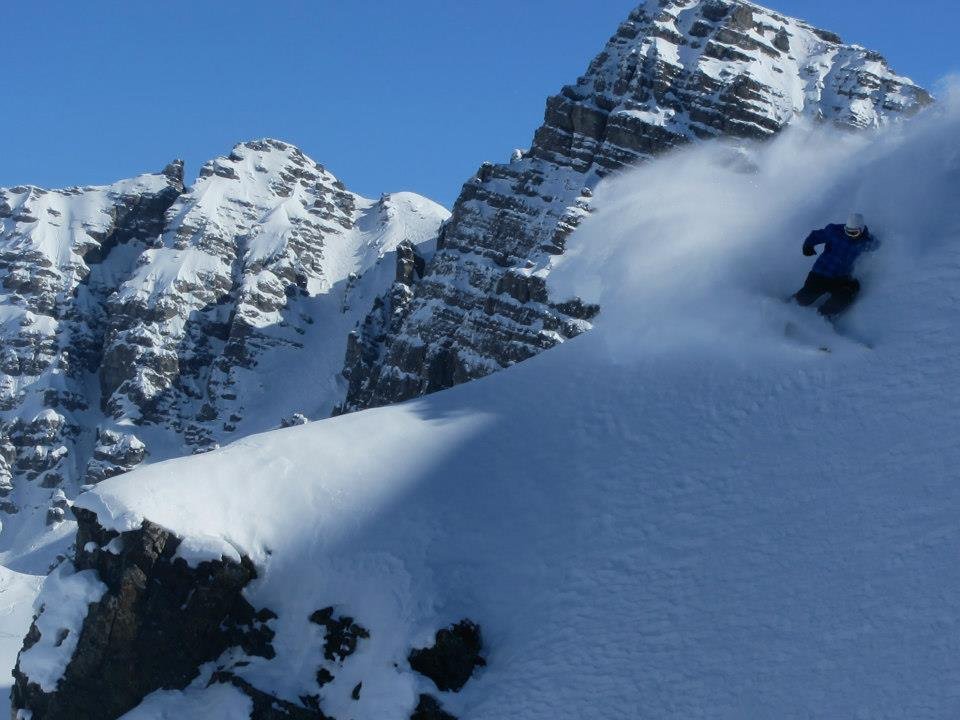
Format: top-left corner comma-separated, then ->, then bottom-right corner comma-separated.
0,140 -> 448,568
48,98 -> 960,718
341,0 -> 931,412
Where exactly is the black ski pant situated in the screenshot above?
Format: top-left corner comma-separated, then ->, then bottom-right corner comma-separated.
793,272 -> 861,318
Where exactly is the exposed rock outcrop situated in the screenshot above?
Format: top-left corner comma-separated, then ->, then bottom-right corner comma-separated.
410,694 -> 457,720
11,507 -> 272,720
280,413 -> 309,429
11,505 -> 481,719
309,606 -> 370,663
83,428 -> 147,484
408,619 -> 485,693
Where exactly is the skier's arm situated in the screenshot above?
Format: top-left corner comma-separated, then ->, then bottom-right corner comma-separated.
802,229 -> 827,256
864,231 -> 881,252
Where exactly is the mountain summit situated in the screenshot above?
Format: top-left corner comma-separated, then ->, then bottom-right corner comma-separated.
339,0 -> 930,412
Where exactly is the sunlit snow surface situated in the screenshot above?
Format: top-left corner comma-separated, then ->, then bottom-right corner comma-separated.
0,567 -> 42,696
16,564 -> 105,693
62,92 -> 960,718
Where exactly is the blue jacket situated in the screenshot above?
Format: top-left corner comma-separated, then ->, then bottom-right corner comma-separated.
803,224 -> 880,278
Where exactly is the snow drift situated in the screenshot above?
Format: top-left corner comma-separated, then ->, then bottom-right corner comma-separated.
35,88 -> 960,718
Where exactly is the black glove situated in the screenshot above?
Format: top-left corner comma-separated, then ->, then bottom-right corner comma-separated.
803,245 -> 816,257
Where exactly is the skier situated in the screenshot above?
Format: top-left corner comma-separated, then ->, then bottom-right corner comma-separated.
793,212 -> 879,319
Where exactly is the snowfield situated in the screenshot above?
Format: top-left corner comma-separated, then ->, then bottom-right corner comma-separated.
43,89 -> 960,718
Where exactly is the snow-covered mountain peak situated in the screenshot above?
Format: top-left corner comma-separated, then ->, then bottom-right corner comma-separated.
0,140 -> 447,561
117,139 -> 355,306
339,0 -> 930,413
195,138 -> 340,196
558,0 -> 930,158
95,135 -> 447,446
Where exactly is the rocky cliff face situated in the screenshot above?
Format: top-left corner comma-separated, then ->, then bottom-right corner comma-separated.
338,0 -> 931,412
95,140 -> 427,450
0,142 -> 447,551
0,167 -> 184,535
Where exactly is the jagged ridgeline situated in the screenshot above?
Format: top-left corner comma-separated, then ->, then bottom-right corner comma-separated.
338,0 -> 930,412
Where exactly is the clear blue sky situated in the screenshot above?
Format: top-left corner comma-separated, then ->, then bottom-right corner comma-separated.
3,1 -> 956,207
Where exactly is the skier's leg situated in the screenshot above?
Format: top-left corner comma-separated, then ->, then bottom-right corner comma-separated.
793,272 -> 829,306
819,278 -> 861,319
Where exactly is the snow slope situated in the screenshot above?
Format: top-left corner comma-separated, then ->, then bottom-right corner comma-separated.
0,567 -> 43,697
65,93 -> 960,718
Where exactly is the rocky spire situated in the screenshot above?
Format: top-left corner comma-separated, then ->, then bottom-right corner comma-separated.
161,158 -> 185,186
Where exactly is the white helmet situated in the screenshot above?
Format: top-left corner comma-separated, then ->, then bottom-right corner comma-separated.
845,212 -> 866,236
